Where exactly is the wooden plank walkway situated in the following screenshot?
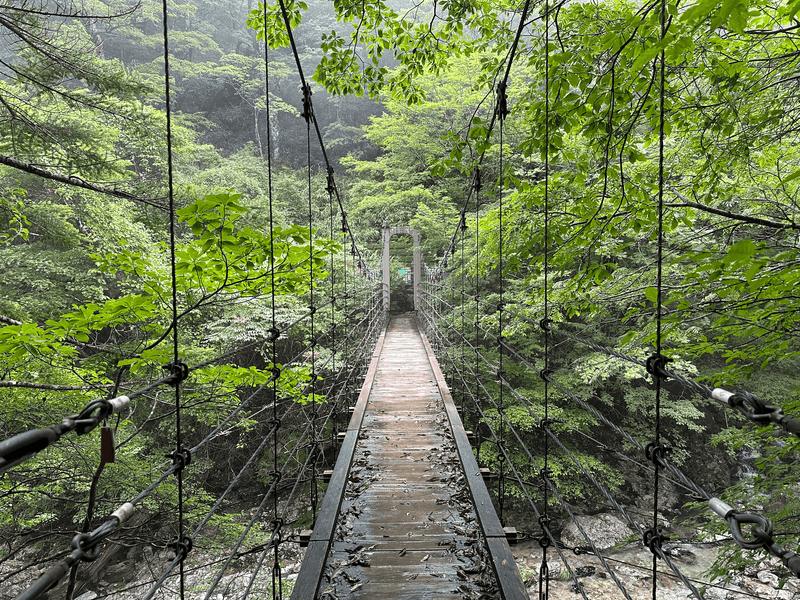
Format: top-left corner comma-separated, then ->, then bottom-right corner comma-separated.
291,315 -> 527,600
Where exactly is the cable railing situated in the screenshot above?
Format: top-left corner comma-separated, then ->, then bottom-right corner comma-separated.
418,277 -> 800,596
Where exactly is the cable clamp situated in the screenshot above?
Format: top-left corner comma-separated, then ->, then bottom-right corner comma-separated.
537,516 -> 552,549
74,399 -> 113,435
269,366 -> 281,380
643,527 -> 669,556
268,327 -> 281,342
169,536 -> 193,560
309,305 -> 317,315
269,470 -> 282,483
727,509 -> 773,550
541,418 -> 564,429
540,467 -> 553,482
573,546 -> 594,556
164,360 -> 189,387
301,83 -> 313,123
539,318 -> 552,332
473,168 -> 482,193
271,518 -> 285,546
645,353 -> 672,381
71,532 -> 102,562
495,81 -> 510,121
539,369 -> 553,383
325,166 -> 335,196
645,442 -> 671,466
166,445 -> 192,471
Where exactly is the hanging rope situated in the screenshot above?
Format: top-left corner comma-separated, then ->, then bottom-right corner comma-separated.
474,167 -> 482,464
496,81 -> 509,527
646,0 -> 670,596
160,0 -> 191,595
260,15 -> 284,598
300,81 -> 320,526
539,2 -> 552,597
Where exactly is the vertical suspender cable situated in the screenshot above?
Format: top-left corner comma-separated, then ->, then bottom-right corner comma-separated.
460,211 -> 467,420
648,0 -> 669,595
539,2 -> 552,598
327,169 -> 338,452
260,16 -> 283,598
474,168 -> 482,463
161,2 -> 190,597
302,83 -> 319,525
496,83 -> 508,526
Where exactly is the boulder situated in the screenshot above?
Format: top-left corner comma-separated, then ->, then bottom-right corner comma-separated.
560,514 -> 635,552
756,570 -> 779,588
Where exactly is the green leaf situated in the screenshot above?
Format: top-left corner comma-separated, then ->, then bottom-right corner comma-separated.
645,287 -> 659,303
726,239 -> 757,262
784,168 -> 800,183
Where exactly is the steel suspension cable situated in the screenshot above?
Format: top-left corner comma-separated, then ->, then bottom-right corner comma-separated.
261,17 -> 283,597
648,0 -> 669,596
273,0 -> 372,276
159,0 -> 191,594
496,83 -> 508,527
539,3 -> 552,597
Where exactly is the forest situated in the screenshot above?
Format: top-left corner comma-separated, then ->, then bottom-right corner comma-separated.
1,0 -> 800,597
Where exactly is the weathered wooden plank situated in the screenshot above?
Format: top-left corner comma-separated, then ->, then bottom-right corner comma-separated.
290,540 -> 329,600
417,323 -> 507,539
486,537 -> 530,600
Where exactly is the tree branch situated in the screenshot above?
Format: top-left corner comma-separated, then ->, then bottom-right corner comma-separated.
0,381 -> 113,391
0,153 -> 167,211
667,190 -> 799,230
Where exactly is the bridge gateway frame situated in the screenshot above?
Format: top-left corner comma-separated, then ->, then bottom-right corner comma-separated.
381,224 -> 421,312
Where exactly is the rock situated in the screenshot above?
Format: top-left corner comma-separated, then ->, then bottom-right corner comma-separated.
665,545 -> 697,564
560,514 -> 635,552
103,561 -> 136,583
614,565 -> 649,581
75,593 -> 98,600
756,570 -> 779,588
287,573 -> 298,582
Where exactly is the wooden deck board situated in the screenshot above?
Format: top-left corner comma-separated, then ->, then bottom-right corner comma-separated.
316,315 -> 501,599
293,315 -> 526,600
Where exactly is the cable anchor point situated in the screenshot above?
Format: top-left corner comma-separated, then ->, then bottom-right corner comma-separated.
643,527 -> 669,556
166,444 -> 192,471
645,441 -> 671,466
164,360 -> 189,387
645,353 -> 672,381
169,536 -> 193,561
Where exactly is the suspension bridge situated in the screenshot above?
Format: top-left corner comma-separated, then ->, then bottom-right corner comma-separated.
2,0 -> 800,597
